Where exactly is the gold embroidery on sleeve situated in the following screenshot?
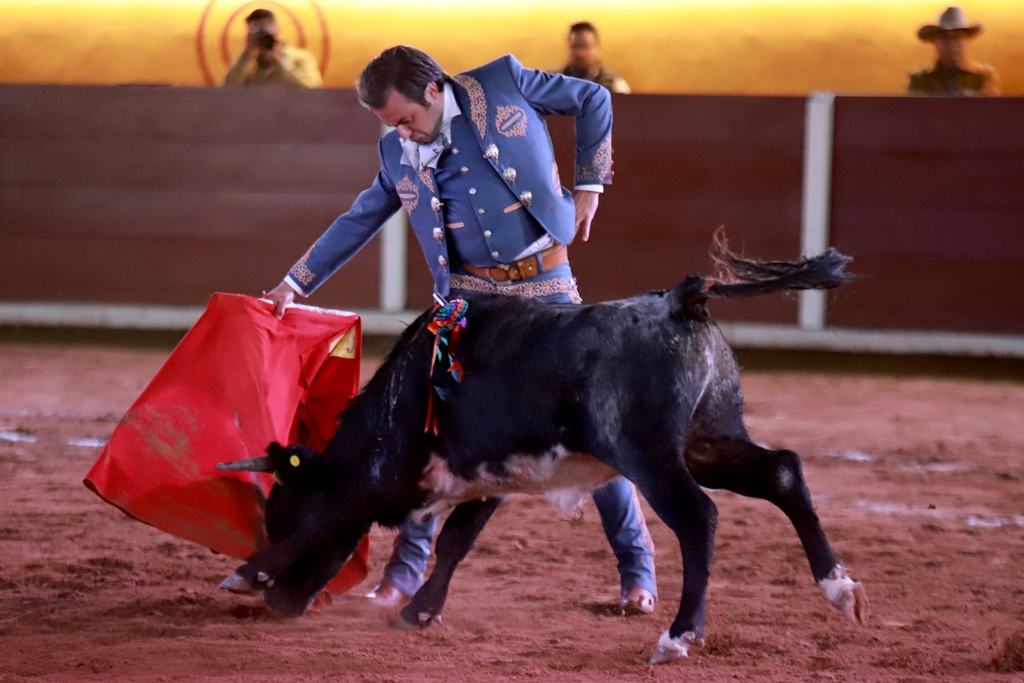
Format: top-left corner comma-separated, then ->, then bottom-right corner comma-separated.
575,134 -> 613,183
289,245 -> 316,287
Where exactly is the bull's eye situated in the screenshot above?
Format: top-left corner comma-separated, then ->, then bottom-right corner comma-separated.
289,455 -> 301,467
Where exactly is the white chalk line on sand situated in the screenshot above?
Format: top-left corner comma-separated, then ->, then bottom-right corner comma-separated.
1,430 -> 106,448
812,449 -> 976,474
854,500 -> 1024,529
0,429 -> 37,443
0,405 -> 119,421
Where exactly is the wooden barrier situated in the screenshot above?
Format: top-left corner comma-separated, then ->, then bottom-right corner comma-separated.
553,95 -> 805,323
2,85 -> 1022,337
829,96 -> 1024,334
0,85 -> 382,309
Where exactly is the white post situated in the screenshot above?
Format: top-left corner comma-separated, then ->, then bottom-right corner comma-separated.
379,210 -> 408,313
798,91 -> 836,330
378,123 -> 408,313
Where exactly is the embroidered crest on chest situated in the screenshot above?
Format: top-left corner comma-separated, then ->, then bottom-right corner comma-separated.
396,176 -> 419,213
495,105 -> 527,138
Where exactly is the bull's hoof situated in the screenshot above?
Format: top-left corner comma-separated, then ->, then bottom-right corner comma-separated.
649,630 -> 698,664
263,588 -> 315,619
219,572 -> 259,595
393,608 -> 442,630
820,565 -> 870,625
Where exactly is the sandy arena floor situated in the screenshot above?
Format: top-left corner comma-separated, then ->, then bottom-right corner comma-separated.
1,341 -> 1022,682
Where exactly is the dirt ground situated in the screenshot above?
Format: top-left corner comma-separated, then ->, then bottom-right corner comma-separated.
1,340 -> 1023,682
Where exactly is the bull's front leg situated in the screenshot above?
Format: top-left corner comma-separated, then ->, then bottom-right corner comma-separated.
606,438 -> 718,665
395,496 -> 504,629
220,532 -> 321,595
639,474 -> 718,664
263,524 -> 372,617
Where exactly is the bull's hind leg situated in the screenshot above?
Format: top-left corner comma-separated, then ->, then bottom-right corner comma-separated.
395,496 -> 504,630
685,435 -> 868,624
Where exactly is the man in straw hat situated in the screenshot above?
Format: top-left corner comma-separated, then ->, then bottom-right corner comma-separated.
908,6 -> 1000,95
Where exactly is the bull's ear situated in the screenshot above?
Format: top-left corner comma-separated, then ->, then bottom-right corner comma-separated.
266,441 -> 290,458
266,441 -> 294,474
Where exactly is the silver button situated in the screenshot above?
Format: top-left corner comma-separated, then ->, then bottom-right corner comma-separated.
477,208 -> 485,215
491,251 -> 500,259
469,188 -> 477,195
438,255 -> 448,268
452,147 -> 460,155
461,166 -> 469,174
432,227 -> 444,241
483,230 -> 492,238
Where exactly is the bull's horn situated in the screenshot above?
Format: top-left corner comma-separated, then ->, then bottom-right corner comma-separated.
216,456 -> 274,472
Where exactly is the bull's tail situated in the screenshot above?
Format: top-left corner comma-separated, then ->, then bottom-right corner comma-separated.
671,229 -> 853,317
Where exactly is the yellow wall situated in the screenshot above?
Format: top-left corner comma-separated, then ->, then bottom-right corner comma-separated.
3,0 -> 1022,95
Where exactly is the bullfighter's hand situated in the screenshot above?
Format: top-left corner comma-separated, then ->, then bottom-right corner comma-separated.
573,190 -> 599,242
264,281 -> 295,320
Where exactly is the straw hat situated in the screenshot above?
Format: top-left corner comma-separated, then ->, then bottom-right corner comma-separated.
918,6 -> 984,41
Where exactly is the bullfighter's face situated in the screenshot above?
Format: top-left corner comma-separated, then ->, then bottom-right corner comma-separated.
373,81 -> 445,145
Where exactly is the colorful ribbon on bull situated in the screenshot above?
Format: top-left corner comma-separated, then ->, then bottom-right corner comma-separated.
425,298 -> 469,434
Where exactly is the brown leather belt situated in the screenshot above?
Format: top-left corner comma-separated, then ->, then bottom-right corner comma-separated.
461,244 -> 568,282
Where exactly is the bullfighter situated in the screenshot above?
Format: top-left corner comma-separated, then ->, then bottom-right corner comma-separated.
264,45 -> 658,615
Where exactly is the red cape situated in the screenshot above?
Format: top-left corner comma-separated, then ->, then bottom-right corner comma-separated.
84,293 -> 369,593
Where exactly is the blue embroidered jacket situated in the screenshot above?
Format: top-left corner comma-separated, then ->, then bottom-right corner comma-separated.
286,54 -> 613,298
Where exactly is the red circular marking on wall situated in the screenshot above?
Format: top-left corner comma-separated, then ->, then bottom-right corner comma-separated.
196,0 -> 217,86
312,0 -> 330,75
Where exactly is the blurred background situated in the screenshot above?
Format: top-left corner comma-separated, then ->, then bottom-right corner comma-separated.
1,0 -> 1022,360
2,0 -> 1022,93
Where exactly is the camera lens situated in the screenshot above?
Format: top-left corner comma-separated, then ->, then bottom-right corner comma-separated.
258,33 -> 275,50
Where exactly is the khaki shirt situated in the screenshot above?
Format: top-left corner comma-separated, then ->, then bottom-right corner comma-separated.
560,65 -> 631,94
908,60 -> 1001,96
223,44 -> 323,88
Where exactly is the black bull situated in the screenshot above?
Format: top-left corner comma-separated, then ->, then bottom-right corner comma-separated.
217,244 -> 868,664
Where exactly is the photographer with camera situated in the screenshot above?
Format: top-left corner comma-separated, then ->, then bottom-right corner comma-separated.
223,9 -> 322,88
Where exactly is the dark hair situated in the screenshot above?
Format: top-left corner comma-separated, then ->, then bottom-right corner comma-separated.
357,45 -> 446,110
569,21 -> 599,39
246,9 -> 275,24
